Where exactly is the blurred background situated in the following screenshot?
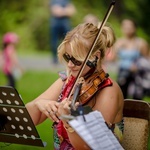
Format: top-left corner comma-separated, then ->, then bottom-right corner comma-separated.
0,0 -> 150,52
0,0 -> 150,149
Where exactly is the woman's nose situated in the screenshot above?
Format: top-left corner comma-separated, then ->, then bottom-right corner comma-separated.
67,60 -> 75,67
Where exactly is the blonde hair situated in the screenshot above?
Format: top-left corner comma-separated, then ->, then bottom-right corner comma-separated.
58,23 -> 115,70
83,14 -> 99,26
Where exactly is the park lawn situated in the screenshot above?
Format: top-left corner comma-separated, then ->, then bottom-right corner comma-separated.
0,70 -> 150,149
0,70 -> 57,150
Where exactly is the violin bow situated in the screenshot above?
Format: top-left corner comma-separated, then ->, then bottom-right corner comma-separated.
68,1 -> 116,110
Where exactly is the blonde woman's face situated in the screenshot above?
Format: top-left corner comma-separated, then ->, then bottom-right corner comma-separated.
64,46 -> 91,78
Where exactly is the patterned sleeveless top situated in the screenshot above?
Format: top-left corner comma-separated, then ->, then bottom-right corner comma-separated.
52,71 -> 124,150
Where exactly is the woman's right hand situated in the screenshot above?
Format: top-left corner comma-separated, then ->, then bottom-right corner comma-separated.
35,99 -> 60,123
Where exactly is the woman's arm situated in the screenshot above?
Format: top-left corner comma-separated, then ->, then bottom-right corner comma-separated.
26,78 -> 64,125
139,38 -> 149,57
108,38 -> 124,61
50,3 -> 76,18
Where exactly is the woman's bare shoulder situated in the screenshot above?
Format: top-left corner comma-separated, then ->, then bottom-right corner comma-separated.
96,78 -> 124,103
93,78 -> 124,123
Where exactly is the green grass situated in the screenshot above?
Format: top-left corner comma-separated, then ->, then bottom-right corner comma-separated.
0,70 -> 58,150
0,70 -> 150,149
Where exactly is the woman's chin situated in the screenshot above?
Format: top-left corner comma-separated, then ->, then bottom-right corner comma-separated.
71,73 -> 77,78
70,71 -> 78,77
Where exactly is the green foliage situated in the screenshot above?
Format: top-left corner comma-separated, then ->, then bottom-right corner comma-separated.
122,0 -> 150,41
0,0 -> 149,53
0,0 -> 50,52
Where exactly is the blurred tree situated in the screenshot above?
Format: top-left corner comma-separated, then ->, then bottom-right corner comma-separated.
0,0 -> 149,52
0,0 -> 49,51
120,0 -> 150,42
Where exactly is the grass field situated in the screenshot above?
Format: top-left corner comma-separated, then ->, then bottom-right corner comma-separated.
0,70 -> 57,150
0,70 -> 150,149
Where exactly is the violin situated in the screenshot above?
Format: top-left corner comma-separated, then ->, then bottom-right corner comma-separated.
78,69 -> 109,105
70,68 -> 109,111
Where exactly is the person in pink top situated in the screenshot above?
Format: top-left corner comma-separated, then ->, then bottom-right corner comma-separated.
1,32 -> 22,88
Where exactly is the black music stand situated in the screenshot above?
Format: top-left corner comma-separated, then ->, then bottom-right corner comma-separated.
0,86 -> 46,147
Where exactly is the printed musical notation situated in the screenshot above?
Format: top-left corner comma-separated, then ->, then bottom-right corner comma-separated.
69,110 -> 124,150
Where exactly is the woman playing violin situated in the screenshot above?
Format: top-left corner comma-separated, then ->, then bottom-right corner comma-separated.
26,22 -> 124,150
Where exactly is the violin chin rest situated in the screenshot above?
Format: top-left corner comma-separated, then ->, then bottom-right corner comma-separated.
71,105 -> 92,116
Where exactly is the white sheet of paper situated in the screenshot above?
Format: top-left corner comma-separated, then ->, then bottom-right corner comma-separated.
69,111 -> 124,150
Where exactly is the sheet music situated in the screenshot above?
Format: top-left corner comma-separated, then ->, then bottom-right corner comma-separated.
69,111 -> 124,150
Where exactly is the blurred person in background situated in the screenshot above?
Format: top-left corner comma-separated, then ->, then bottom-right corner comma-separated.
114,18 -> 149,100
83,13 -> 99,26
49,0 -> 76,65
1,32 -> 23,88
